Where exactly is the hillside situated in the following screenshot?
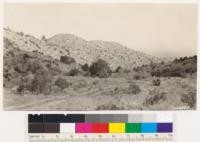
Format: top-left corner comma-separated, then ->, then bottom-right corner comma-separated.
3,28 -> 196,111
4,28 -> 161,70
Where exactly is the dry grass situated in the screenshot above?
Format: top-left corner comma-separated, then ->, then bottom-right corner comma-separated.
3,75 -> 196,110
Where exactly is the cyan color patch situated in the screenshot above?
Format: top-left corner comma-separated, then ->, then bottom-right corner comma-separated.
141,123 -> 157,133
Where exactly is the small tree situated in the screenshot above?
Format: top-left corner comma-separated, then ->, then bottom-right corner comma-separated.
28,69 -> 51,94
41,35 -> 47,41
89,59 -> 111,78
60,56 -> 75,64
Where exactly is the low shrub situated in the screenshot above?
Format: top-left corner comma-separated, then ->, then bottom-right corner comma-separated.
81,63 -> 89,71
170,65 -> 186,77
55,77 -> 70,90
151,69 -> 161,77
144,89 -> 166,106
151,65 -> 186,78
184,64 -> 197,74
152,78 -> 161,86
60,56 -> 75,64
181,91 -> 196,108
96,103 -> 124,110
133,72 -> 146,80
28,70 -> 52,94
128,83 -> 141,95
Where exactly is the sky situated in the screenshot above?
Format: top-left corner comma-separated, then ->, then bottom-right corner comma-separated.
4,3 -> 197,58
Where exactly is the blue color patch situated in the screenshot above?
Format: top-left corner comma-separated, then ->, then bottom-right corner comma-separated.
141,123 -> 157,133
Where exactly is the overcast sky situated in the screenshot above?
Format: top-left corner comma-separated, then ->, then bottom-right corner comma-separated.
4,3 -> 197,58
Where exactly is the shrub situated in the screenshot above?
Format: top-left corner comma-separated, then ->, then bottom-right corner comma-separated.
151,69 -> 161,77
96,103 -> 124,110
151,64 -> 186,78
28,70 -> 52,94
144,89 -> 166,106
16,69 -> 51,94
67,68 -> 80,76
160,68 -> 170,77
123,69 -> 130,73
184,64 -> 197,74
181,91 -> 196,108
128,83 -> 141,94
18,32 -> 24,36
152,78 -> 161,86
60,56 -> 75,64
81,63 -> 89,71
133,72 -> 146,80
89,59 -> 111,78
55,77 -> 70,90
29,60 -> 44,73
133,74 -> 140,80
115,66 -> 122,73
170,65 -> 186,77
16,85 -> 25,93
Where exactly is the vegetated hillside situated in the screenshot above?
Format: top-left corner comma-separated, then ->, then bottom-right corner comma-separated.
4,28 -> 161,70
3,28 -> 197,111
133,55 -> 197,78
3,37 -> 83,89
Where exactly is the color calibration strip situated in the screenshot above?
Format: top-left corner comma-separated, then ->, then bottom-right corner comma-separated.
28,114 -> 173,134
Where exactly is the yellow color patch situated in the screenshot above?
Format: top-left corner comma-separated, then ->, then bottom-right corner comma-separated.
109,123 -> 125,133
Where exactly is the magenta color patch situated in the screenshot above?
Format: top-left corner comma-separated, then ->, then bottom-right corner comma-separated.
76,123 -> 92,133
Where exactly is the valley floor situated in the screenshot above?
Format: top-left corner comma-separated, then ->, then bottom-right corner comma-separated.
4,76 -> 196,110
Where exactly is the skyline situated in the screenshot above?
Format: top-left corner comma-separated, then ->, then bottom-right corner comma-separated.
4,3 -> 197,58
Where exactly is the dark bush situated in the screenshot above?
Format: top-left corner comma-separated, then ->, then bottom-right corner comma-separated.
115,66 -> 122,73
55,77 -> 70,90
89,59 -> 111,78
81,63 -> 89,71
133,74 -> 140,80
60,56 -> 75,64
152,79 -> 161,86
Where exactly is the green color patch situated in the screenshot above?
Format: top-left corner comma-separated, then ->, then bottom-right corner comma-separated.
125,123 -> 141,133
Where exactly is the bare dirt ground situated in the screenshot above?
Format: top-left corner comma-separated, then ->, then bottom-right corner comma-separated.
4,76 -> 196,111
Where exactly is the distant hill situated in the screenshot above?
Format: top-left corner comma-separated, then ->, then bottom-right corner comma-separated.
4,28 -> 161,70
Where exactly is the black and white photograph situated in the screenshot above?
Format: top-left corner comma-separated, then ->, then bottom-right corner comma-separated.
3,3 -> 197,110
